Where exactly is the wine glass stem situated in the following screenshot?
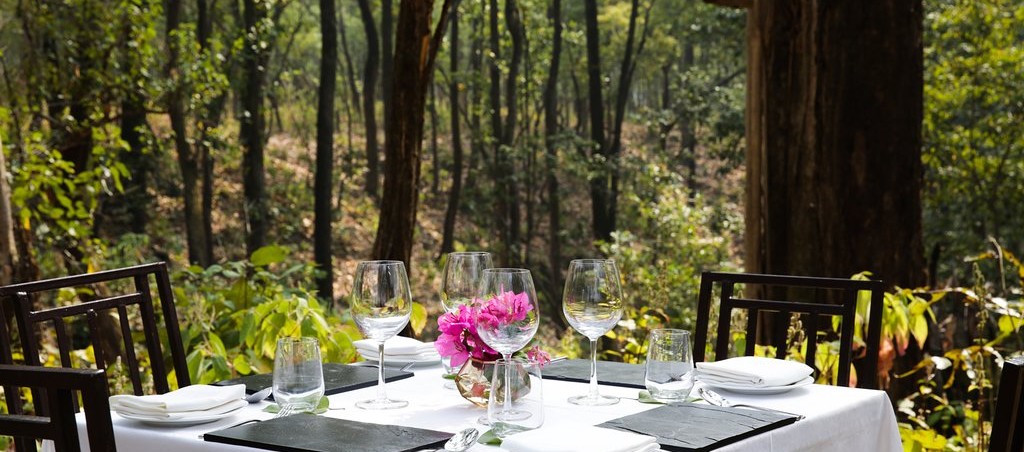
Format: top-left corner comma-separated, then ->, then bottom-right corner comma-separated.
376,342 -> 388,402
589,338 -> 600,400
502,353 -> 513,416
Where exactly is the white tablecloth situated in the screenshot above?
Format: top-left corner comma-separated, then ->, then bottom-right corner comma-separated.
67,364 -> 901,451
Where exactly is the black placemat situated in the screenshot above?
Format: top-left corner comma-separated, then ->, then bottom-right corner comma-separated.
203,414 -> 451,452
542,359 -> 646,388
214,363 -> 413,398
598,403 -> 800,451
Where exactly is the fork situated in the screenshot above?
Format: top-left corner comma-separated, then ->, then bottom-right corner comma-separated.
274,403 -> 296,419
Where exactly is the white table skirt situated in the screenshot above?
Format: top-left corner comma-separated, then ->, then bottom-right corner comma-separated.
63,364 -> 901,452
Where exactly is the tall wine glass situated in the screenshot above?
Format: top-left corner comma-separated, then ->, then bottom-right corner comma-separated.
351,260 -> 412,410
474,268 -> 540,423
562,259 -> 623,406
440,251 -> 493,313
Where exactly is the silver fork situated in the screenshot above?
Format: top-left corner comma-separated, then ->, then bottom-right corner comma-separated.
274,403 -> 296,418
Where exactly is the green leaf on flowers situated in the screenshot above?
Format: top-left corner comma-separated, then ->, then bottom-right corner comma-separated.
263,396 -> 330,414
477,429 -> 502,446
638,390 -> 665,404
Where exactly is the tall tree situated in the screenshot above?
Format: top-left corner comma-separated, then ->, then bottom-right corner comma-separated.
357,0 -> 381,199
371,0 -> 454,266
240,0 -> 272,255
0,133 -> 15,286
315,0 -> 338,303
381,0 -> 395,134
742,0 -> 926,290
501,0 -> 524,264
196,0 -> 227,265
583,0 -> 612,242
543,0 -> 566,328
439,6 -> 462,258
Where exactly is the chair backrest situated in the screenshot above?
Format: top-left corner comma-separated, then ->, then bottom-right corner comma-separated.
0,262 -> 190,414
990,357 -> 1024,452
0,364 -> 116,452
693,271 -> 884,389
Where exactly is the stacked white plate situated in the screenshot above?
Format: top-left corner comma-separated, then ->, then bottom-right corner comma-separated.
354,336 -> 440,367
696,356 -> 814,395
109,384 -> 247,426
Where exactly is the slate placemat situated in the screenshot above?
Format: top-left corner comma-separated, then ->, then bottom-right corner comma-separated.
598,403 -> 800,451
541,359 -> 646,388
203,414 -> 451,452
214,363 -> 413,398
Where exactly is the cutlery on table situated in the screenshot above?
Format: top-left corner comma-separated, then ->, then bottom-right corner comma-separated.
244,387 -> 273,404
442,428 -> 480,452
697,387 -> 805,420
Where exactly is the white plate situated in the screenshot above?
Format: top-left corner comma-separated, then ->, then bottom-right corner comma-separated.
115,405 -> 244,427
359,352 -> 441,367
703,375 -> 814,395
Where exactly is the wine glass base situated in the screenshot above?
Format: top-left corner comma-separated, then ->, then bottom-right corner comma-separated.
568,394 -> 620,406
492,409 -> 533,422
476,415 -> 490,426
355,398 -> 409,410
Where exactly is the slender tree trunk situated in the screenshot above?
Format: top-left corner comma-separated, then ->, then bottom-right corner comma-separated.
503,0 -> 524,265
429,82 -> 440,195
241,0 -> 271,255
315,0 -> 338,303
357,0 -> 381,199
583,0 -> 611,243
544,0 -> 566,329
381,0 -> 394,134
197,0 -> 217,265
0,133 -> 15,286
464,13 -> 484,192
337,5 -> 358,206
118,86 -> 151,235
439,7 -> 462,259
371,0 -> 454,266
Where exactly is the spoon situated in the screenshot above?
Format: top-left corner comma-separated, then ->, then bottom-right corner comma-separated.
443,427 -> 480,451
697,387 -> 805,420
244,387 -> 273,404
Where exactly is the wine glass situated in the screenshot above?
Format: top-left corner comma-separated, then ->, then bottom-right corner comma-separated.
439,252 -> 493,384
562,259 -> 624,406
351,260 -> 412,410
474,268 -> 540,423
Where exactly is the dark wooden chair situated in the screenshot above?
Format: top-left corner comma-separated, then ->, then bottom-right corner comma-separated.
693,271 -> 884,389
0,262 -> 190,419
0,364 -> 116,451
990,357 -> 1024,452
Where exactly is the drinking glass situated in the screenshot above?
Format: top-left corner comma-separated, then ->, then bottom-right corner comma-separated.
474,268 -> 540,421
351,260 -> 413,409
272,337 -> 325,414
487,358 -> 544,438
562,259 -> 624,406
644,329 -> 696,402
439,252 -> 493,383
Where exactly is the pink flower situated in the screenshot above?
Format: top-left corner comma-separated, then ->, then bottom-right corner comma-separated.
434,291 -> 544,369
526,346 -> 551,367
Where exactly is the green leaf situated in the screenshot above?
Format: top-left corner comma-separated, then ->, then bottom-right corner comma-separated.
208,333 -> 227,357
409,302 -> 427,335
638,390 -> 665,404
251,245 -> 288,267
233,355 -> 252,374
477,429 -> 502,446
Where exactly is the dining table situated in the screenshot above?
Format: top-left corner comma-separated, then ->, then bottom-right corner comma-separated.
61,361 -> 902,451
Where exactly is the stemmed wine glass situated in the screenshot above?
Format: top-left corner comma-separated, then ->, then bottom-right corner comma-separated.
351,260 -> 412,410
474,268 -> 540,423
439,252 -> 493,384
562,259 -> 624,406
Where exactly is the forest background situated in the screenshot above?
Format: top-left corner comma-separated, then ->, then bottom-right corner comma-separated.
0,0 -> 1022,450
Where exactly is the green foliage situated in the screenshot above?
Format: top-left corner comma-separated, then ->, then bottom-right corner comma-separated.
174,246 -> 360,384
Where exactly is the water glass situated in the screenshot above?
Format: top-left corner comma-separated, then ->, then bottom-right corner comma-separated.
273,337 -> 325,413
487,358 -> 544,438
644,329 -> 695,402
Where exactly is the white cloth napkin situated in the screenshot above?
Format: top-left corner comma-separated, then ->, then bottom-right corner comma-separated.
696,357 -> 813,387
354,337 -> 437,358
109,384 -> 246,417
501,426 -> 659,452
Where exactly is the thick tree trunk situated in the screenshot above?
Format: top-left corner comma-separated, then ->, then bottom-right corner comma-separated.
544,0 -> 566,330
315,0 -> 338,303
583,0 -> 611,243
241,0 -> 271,256
357,0 -> 381,199
371,0 -> 453,266
439,8 -> 462,259
745,0 -> 925,391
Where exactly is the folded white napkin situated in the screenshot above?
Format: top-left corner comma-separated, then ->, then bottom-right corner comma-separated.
112,399 -> 247,421
354,336 -> 437,357
501,426 -> 659,452
696,357 -> 813,387
109,384 -> 246,416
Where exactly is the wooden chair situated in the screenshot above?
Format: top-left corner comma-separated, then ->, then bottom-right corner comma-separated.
693,271 -> 884,389
990,357 -> 1024,452
0,262 -> 190,417
0,364 -> 116,451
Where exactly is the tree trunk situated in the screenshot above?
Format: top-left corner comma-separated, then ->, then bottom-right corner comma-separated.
429,83 -> 440,195
371,0 -> 454,266
241,0 -> 271,256
583,0 -> 611,243
544,0 -> 566,330
745,0 -> 925,391
381,0 -> 394,135
197,0 -> 220,266
439,7 -> 462,259
117,84 -> 151,236
503,0 -> 524,265
357,0 -> 381,199
167,0 -> 209,265
0,133 -> 15,286
315,0 -> 338,304
463,13 -> 483,194
487,0 -> 509,264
